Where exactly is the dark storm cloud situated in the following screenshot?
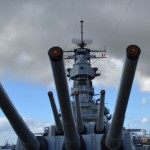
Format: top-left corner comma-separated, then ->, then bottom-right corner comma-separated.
0,0 -> 149,90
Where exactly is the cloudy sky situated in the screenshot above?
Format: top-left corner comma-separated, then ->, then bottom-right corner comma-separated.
0,0 -> 150,145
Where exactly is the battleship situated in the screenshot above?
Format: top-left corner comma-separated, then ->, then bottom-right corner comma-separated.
0,21 -> 149,150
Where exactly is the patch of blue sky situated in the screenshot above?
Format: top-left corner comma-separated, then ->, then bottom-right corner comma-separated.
1,79 -> 149,131
0,80 -> 56,124
94,81 -> 150,131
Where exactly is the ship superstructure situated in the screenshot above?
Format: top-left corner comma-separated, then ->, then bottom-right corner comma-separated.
64,21 -> 110,125
0,21 -> 145,150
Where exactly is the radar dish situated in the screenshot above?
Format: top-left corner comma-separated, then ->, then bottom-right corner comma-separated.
72,39 -> 81,46
72,38 -> 93,48
84,39 -> 93,45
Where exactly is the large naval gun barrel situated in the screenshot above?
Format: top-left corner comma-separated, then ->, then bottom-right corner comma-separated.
0,84 -> 40,150
48,91 -> 63,134
105,45 -> 141,149
96,90 -> 105,133
74,90 -> 85,133
48,47 -> 81,150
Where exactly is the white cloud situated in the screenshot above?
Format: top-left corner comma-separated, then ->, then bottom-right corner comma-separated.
140,97 -> 150,105
138,76 -> 150,92
0,0 -> 149,89
23,117 -> 51,133
141,117 -> 150,124
0,118 -> 17,145
0,117 -> 51,146
125,117 -> 150,132
92,57 -> 123,88
15,53 -> 32,65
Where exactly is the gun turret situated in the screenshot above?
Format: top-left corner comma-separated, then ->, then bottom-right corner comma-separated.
0,17 -> 144,150
95,90 -> 105,133
74,90 -> 86,134
48,47 -> 81,150
104,45 -> 141,149
48,91 -> 63,135
0,84 -> 40,150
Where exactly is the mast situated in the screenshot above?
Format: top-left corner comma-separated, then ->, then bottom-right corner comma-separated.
80,20 -> 84,48
64,21 -> 107,123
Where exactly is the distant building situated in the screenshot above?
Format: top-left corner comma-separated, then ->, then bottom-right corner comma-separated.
0,143 -> 15,150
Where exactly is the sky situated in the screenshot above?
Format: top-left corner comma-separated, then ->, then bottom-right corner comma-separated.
0,0 -> 150,145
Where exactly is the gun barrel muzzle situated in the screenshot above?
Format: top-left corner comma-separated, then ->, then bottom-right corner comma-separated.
105,45 -> 141,149
96,90 -> 105,133
48,47 -> 80,150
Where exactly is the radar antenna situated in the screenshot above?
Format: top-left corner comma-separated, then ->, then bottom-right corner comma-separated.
72,20 -> 92,48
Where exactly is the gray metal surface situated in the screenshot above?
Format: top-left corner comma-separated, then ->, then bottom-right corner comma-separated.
105,45 -> 141,149
48,47 -> 80,150
96,90 -> 105,133
74,90 -> 85,133
48,91 -> 63,134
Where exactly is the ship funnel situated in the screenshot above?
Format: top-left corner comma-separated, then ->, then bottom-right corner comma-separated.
0,84 -> 40,150
95,90 -> 105,133
48,91 -> 63,135
104,45 -> 141,149
48,47 -> 81,150
74,91 -> 86,134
